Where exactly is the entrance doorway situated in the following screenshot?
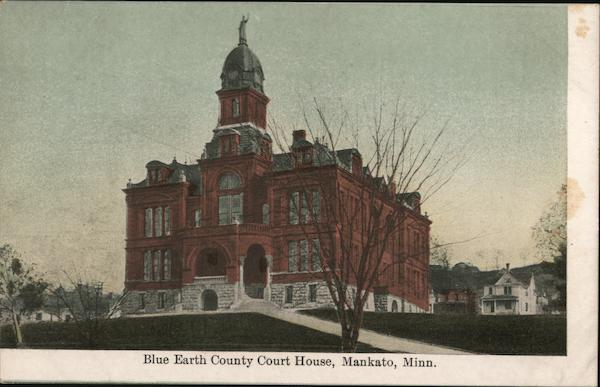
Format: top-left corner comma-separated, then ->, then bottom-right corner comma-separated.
201,289 -> 218,311
244,244 -> 267,299
392,300 -> 398,312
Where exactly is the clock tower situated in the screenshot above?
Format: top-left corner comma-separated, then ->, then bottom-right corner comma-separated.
217,17 -> 269,129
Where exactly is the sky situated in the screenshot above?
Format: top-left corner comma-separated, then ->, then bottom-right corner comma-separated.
0,3 -> 567,292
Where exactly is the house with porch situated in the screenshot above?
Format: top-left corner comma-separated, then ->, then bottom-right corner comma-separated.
480,264 -> 542,315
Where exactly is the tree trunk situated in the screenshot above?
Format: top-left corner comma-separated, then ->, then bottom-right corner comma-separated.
11,312 -> 24,348
341,327 -> 354,352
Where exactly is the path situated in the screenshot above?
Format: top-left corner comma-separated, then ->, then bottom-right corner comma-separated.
236,298 -> 471,354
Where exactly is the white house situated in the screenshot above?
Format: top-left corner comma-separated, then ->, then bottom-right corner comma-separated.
480,264 -> 543,315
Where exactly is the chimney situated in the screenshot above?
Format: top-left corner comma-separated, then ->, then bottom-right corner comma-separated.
506,263 -> 510,272
292,130 -> 306,143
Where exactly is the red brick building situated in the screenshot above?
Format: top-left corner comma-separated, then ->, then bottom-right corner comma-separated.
121,22 -> 431,315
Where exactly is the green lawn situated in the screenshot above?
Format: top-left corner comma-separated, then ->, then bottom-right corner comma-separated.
299,309 -> 566,355
0,313 -> 380,352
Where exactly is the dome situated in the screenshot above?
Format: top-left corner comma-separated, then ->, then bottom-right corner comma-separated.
220,44 -> 265,94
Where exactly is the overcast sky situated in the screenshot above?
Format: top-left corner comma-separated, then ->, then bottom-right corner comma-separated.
0,3 -> 567,291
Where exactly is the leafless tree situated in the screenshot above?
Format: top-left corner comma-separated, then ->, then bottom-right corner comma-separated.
50,272 -> 129,348
269,97 -> 465,352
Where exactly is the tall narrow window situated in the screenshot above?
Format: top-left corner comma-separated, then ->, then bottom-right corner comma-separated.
144,208 -> 153,237
308,284 -> 317,303
154,207 -> 163,237
194,209 -> 202,228
158,293 -> 165,309
288,241 -> 298,272
143,251 -> 152,281
163,250 -> 171,280
262,204 -> 269,224
153,251 -> 161,281
232,98 -> 240,117
140,293 -> 145,309
289,192 -> 299,225
311,190 -> 320,221
231,193 -> 242,223
218,173 -> 243,225
164,207 -> 171,236
312,239 -> 321,271
285,286 -> 293,304
300,192 -> 308,224
299,239 -> 308,271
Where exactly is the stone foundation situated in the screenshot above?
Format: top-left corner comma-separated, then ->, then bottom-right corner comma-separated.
121,288 -> 181,316
182,276 -> 237,311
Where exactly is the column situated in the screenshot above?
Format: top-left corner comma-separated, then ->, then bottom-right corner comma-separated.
239,256 -> 245,300
265,255 -> 273,302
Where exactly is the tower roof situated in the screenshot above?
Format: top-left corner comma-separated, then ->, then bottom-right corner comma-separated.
220,17 -> 265,94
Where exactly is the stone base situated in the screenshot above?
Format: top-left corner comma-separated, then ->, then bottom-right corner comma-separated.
121,289 -> 181,316
182,276 -> 237,311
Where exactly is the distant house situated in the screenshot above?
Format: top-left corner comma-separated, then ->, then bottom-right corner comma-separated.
480,264 -> 545,315
429,288 -> 479,314
429,263 -> 480,314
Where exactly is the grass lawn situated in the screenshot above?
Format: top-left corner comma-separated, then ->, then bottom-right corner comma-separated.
299,309 -> 566,355
0,313 -> 380,352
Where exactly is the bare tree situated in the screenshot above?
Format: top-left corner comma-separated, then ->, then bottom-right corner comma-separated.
270,97 -> 464,352
50,272 -> 129,348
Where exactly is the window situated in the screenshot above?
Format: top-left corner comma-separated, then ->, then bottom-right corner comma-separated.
312,239 -> 321,271
299,240 -> 308,271
525,302 -> 528,312
308,284 -> 317,303
219,193 -> 243,224
300,192 -> 308,224
288,241 -> 298,272
194,209 -> 202,228
163,250 -> 171,280
36,312 -> 43,321
504,286 -> 512,295
285,286 -> 293,304
164,207 -> 171,236
289,192 -> 299,225
144,208 -> 153,237
158,293 -> 165,309
311,190 -> 321,221
262,204 -> 269,224
488,287 -> 493,295
218,173 -> 243,225
232,98 -> 240,117
153,251 -> 161,281
218,173 -> 241,190
143,251 -> 152,281
154,207 -> 163,237
140,293 -> 145,309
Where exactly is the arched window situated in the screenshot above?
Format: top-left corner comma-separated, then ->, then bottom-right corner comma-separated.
218,173 -> 241,190
218,173 -> 243,225
232,98 -> 240,117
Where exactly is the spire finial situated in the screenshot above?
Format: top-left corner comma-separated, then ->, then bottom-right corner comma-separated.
238,15 -> 249,46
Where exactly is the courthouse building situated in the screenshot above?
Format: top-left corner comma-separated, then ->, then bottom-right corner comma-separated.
121,21 -> 431,315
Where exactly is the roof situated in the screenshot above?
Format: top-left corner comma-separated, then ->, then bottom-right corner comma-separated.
220,44 -> 265,94
128,159 -> 202,193
494,271 -> 525,287
204,124 -> 268,160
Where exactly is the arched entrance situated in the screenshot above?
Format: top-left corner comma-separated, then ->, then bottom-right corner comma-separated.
196,248 -> 227,277
201,289 -> 218,311
391,300 -> 398,312
244,244 -> 267,299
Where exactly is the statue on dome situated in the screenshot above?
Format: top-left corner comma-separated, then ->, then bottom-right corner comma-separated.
239,15 -> 249,45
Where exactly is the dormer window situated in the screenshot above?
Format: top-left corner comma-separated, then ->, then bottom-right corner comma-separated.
219,133 -> 240,157
232,98 -> 240,117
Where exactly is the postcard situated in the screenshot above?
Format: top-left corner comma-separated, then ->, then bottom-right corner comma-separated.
0,3 -> 597,386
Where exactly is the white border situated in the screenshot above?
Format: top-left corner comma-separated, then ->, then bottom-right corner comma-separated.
0,5 -> 598,386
